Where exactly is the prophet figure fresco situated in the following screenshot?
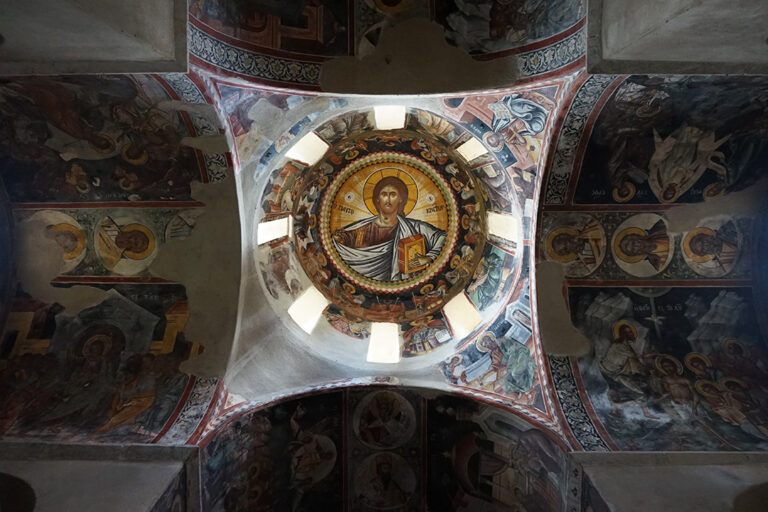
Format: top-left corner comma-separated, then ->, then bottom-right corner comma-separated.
611,214 -> 672,277
682,217 -> 741,278
96,216 -> 157,275
354,452 -> 416,510
353,390 -> 416,450
332,175 -> 446,282
0,285 -> 197,443
543,213 -> 606,277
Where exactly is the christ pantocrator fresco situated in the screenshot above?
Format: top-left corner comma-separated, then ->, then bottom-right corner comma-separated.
332,174 -> 446,282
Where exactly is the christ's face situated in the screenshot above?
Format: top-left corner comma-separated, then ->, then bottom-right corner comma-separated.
377,185 -> 402,215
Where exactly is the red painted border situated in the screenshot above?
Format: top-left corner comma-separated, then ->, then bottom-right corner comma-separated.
474,19 -> 585,61
190,16 -> 335,62
187,380 -> 226,445
563,76 -> 627,205
152,375 -> 197,443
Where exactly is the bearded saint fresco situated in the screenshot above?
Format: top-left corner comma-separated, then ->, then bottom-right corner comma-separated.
332,175 -> 446,282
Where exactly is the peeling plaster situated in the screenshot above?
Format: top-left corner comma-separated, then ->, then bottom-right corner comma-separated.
320,18 -> 519,94
14,219 -> 108,314
235,96 -> 333,166
149,176 -> 241,378
534,260 -> 590,356
665,177 -> 768,233
180,134 -> 230,154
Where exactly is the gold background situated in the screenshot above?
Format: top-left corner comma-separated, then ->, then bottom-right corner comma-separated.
328,161 -> 451,234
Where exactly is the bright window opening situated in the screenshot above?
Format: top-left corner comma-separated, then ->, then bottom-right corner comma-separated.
456,137 -> 488,162
288,286 -> 330,334
285,132 -> 330,166
442,292 -> 482,340
487,211 -> 518,244
373,105 -> 407,130
367,322 -> 401,364
257,215 -> 293,245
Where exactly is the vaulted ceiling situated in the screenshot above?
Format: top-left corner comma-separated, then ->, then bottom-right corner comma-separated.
0,2 -> 767,511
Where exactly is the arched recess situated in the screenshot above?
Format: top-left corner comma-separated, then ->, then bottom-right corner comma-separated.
189,0 -> 586,94
536,74 -> 768,452
0,73 -> 238,445
200,385 -> 578,512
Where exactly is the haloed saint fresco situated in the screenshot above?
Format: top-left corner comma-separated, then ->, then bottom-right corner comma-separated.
575,75 -> 768,204
570,286 -> 768,451
331,172 -> 447,282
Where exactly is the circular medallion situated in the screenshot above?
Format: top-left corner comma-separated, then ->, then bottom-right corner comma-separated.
319,151 -> 458,293
352,390 -> 416,449
293,128 -> 486,324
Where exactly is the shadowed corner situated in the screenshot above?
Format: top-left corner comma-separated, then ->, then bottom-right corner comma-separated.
0,472 -> 36,512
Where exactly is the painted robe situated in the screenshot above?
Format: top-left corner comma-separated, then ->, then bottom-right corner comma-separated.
333,215 -> 446,281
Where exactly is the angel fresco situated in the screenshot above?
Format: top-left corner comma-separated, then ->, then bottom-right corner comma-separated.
648,125 -> 730,203
577,76 -> 768,205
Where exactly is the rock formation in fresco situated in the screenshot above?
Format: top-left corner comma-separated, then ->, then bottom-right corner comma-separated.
571,287 -> 768,451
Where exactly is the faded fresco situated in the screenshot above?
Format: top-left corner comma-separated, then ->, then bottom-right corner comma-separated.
575,76 -> 768,205
0,284 -> 200,442
427,393 -> 568,512
190,0 -> 585,88
570,286 -> 768,451
0,75 -> 217,203
201,392 -> 344,511
349,389 -> 421,510
0,73 -> 231,444
15,207 -> 203,279
190,0 -> 350,56
436,0 -> 583,54
540,211 -> 753,282
191,0 -> 585,59
201,387 -> 570,512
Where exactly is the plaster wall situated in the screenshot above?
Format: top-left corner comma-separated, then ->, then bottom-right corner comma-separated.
320,18 -> 518,95
0,0 -> 186,74
590,0 -> 768,73
72,0 -> 177,58
574,452 -> 768,512
0,459 -> 182,512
